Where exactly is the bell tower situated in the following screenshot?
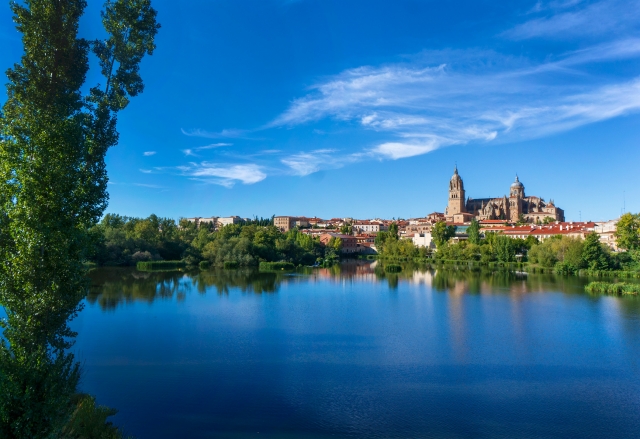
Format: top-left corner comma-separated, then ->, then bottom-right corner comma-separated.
509,175 -> 525,222
446,166 -> 466,218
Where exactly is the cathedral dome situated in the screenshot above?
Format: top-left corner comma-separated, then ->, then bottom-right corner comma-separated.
451,166 -> 462,182
511,175 -> 524,189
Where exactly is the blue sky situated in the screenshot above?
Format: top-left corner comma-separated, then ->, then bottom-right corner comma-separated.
2,0 -> 639,221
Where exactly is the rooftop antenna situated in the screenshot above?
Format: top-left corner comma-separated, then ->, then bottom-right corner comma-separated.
623,191 -> 626,214
579,211 -> 581,222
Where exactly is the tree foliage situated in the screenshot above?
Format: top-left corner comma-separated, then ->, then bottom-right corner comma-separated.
0,0 -> 159,436
431,221 -> 456,248
615,213 -> 640,251
581,232 -> 610,271
467,219 -> 480,245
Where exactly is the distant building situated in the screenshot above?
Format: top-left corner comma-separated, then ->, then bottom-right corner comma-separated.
218,216 -> 242,227
274,216 -> 309,232
481,222 -> 596,241
185,216 -> 218,228
185,217 -> 201,226
353,221 -> 388,234
594,218 -> 620,250
198,217 -> 218,228
319,233 -> 358,254
445,166 -> 565,223
411,233 -> 436,249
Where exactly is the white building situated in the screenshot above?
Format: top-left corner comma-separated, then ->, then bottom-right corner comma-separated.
353,221 -> 389,234
594,218 -> 620,250
411,233 -> 436,249
218,216 -> 242,227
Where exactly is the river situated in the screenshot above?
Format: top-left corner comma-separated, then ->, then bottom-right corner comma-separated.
74,262 -> 640,438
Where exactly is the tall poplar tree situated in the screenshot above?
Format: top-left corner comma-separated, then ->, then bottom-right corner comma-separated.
0,1 -> 159,437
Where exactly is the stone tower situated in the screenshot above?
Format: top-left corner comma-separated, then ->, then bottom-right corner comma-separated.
446,166 -> 466,218
509,175 -> 524,222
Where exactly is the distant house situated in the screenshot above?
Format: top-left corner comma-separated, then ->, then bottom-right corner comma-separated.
274,216 -> 310,232
353,221 -> 388,234
411,233 -> 436,249
319,233 -> 358,254
480,222 -> 596,241
218,216 -> 242,227
594,219 -> 620,251
184,216 -> 218,228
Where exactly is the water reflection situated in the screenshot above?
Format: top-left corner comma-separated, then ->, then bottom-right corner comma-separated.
88,261 -> 640,311
78,262 -> 640,439
88,268 -> 283,310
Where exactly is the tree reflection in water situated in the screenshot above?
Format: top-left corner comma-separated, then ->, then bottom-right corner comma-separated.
86,262 -> 640,312
87,268 -> 281,310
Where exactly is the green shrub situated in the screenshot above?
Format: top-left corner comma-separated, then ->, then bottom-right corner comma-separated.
585,281 -> 640,296
199,260 -> 210,270
259,261 -> 295,271
579,269 -> 640,278
554,261 -> 578,275
136,260 -> 185,271
385,264 -> 402,273
224,261 -> 239,269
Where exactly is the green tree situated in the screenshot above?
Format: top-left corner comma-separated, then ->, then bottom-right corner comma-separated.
432,221 -> 455,248
615,213 -> 640,251
388,222 -> 399,240
582,232 -> 610,271
494,235 -> 516,262
0,0 -> 159,436
467,219 -> 480,245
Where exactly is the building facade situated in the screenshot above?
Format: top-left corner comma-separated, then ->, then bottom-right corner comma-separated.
274,216 -> 310,232
319,233 -> 359,254
444,167 -> 565,223
217,216 -> 242,227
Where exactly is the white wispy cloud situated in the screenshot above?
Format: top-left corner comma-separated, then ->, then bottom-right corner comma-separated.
195,143 -> 233,150
134,183 -> 166,189
268,37 -> 640,160
139,169 -> 153,174
182,149 -> 197,156
505,0 -> 640,40
178,163 -> 267,187
181,128 -> 251,139
281,149 -> 341,176
373,137 -> 454,160
143,151 -> 156,156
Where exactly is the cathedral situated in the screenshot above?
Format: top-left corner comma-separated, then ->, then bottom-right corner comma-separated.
444,167 -> 565,223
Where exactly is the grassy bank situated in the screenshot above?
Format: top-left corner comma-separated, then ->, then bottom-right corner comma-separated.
259,261 -> 295,271
578,269 -> 640,279
136,260 -> 185,271
585,282 -> 640,296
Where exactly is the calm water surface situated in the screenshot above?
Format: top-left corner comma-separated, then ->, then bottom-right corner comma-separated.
75,262 -> 640,438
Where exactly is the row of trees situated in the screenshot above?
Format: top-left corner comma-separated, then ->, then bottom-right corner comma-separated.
88,214 -> 329,267
374,216 -> 640,273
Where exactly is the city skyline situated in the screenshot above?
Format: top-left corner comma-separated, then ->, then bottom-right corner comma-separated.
1,0 -> 638,221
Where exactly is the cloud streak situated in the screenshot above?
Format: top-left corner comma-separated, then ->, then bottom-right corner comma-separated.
268,37 -> 640,160
181,128 -> 252,139
505,0 -> 640,40
281,149 -> 354,176
178,162 -> 267,187
195,143 -> 233,150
